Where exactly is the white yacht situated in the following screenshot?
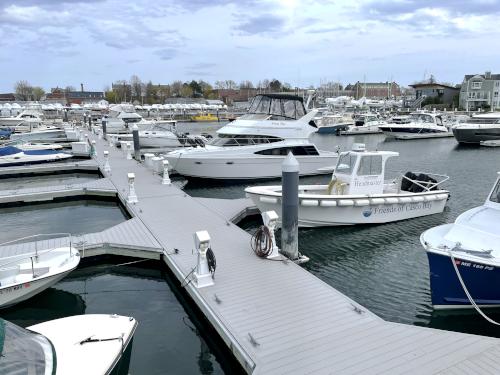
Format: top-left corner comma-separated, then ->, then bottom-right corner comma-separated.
246,144 -> 449,227
0,109 -> 44,129
1,314 -> 137,374
379,112 -> 451,139
0,146 -> 72,167
164,94 -> 338,179
452,112 -> 500,144
105,103 -> 176,134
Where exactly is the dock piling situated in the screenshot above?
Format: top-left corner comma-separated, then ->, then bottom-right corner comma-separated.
132,124 -> 140,160
102,117 -> 107,140
281,152 -> 299,260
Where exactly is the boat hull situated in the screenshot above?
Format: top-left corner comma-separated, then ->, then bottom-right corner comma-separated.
452,126 -> 500,144
426,251 -> 500,309
316,124 -> 348,134
246,191 -> 448,227
165,154 -> 337,179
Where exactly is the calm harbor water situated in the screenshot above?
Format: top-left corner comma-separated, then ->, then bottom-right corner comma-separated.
2,125 -> 500,374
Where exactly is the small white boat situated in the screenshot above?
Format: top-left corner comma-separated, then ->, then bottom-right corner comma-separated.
0,246 -> 80,308
10,125 -> 64,141
421,172 -> 500,309
1,314 -> 137,375
0,110 -> 44,129
339,113 -> 385,135
0,146 -> 72,167
245,143 -> 450,227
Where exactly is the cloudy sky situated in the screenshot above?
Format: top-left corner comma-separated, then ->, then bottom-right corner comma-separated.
0,0 -> 499,92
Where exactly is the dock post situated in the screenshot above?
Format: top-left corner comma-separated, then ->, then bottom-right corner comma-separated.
64,109 -> 68,123
162,160 -> 171,185
193,231 -> 215,288
88,114 -> 92,129
144,153 -> 155,169
103,151 -> 111,173
132,124 -> 140,160
281,152 -> 299,260
90,140 -> 96,157
127,173 -> 138,204
262,210 -> 280,259
102,116 -> 107,140
125,142 -> 133,160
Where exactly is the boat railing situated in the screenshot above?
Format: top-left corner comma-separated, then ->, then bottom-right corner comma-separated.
0,233 -> 74,275
209,137 -> 286,147
400,172 -> 449,192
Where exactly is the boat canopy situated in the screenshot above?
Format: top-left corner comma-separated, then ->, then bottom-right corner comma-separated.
0,146 -> 21,156
246,94 -> 306,120
0,319 -> 55,375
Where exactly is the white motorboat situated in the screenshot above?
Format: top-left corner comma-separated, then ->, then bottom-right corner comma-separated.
0,146 -> 72,167
340,113 -> 385,135
0,244 -> 80,308
0,109 -> 44,129
452,112 -> 500,144
420,172 -> 500,309
164,94 -> 338,179
1,140 -> 63,151
379,112 -> 452,139
105,103 -> 177,134
245,143 -> 449,227
1,314 -> 137,374
9,124 -> 65,141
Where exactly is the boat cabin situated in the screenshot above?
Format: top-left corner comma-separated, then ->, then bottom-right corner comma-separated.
241,94 -> 307,121
333,144 -> 398,195
410,112 -> 444,126
486,172 -> 500,208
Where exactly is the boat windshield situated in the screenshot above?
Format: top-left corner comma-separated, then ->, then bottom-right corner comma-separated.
335,152 -> 357,174
210,134 -> 283,147
489,179 -> 500,203
0,319 -> 55,375
410,114 -> 435,123
248,95 -> 306,120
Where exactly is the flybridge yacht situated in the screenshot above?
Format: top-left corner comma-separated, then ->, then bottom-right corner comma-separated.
105,103 -> 176,134
164,94 -> 339,179
452,112 -> 500,144
0,109 -> 44,130
379,112 -> 450,138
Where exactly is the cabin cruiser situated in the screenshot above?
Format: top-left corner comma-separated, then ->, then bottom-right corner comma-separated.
0,244 -> 80,308
421,172 -> 500,309
1,314 -> 137,374
246,143 -> 449,226
164,94 -> 338,179
0,146 -> 72,167
114,123 -> 208,149
105,103 -> 176,134
314,110 -> 352,134
340,113 -> 385,135
452,112 -> 500,144
379,112 -> 451,139
0,110 -> 44,129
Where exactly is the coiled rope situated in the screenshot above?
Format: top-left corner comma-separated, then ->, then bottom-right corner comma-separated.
251,226 -> 273,257
448,249 -> 500,325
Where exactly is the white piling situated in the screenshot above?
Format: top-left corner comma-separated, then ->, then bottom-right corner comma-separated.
193,230 -> 215,288
127,173 -> 138,204
125,142 -> 133,160
162,160 -> 171,185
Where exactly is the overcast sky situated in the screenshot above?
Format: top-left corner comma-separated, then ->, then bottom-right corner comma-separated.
0,0 -> 499,92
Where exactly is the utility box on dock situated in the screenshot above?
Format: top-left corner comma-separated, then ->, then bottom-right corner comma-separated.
71,142 -> 89,155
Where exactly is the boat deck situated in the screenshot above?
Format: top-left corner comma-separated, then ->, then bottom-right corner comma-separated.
1,127 -> 500,374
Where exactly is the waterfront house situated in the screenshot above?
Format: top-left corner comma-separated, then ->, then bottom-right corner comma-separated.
459,71 -> 500,111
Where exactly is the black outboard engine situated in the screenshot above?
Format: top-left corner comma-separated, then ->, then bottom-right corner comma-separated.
401,171 -> 417,191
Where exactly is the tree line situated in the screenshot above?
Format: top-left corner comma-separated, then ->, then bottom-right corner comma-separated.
14,80 -> 46,101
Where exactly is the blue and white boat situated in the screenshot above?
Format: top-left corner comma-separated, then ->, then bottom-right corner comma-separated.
420,172 -> 500,309
0,146 -> 72,167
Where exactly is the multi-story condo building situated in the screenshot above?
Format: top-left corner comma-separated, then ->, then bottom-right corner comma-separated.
459,71 -> 500,110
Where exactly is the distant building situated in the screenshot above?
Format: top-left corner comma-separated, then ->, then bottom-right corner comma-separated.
346,82 -> 401,99
409,82 -> 460,107
212,88 -> 260,104
0,93 -> 16,102
45,87 -> 104,105
459,71 -> 500,110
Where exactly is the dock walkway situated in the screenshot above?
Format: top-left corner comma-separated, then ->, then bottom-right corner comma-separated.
1,128 -> 500,374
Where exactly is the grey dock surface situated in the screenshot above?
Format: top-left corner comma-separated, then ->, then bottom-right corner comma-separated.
1,128 -> 500,374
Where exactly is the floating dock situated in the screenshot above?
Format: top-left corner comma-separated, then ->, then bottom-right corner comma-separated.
1,127 -> 500,374
391,132 -> 454,140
